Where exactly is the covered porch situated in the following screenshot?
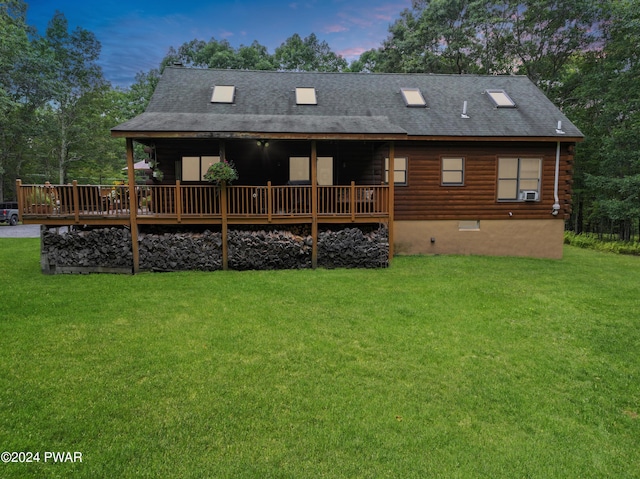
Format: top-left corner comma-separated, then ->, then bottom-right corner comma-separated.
17,138 -> 396,272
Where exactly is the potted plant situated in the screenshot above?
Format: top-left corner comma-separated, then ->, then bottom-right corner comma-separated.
28,188 -> 53,214
204,160 -> 238,186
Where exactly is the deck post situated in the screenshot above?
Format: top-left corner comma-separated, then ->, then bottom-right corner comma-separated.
72,180 -> 80,224
175,180 -> 182,223
220,141 -> 229,270
267,181 -> 273,223
126,138 -> 140,274
350,181 -> 356,222
221,182 -> 228,270
311,140 -> 318,269
388,141 -> 395,263
16,179 -> 23,223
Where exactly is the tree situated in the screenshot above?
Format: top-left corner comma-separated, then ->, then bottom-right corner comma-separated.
274,33 -> 348,72
373,0 -> 602,85
0,0 -> 58,199
162,33 -> 348,73
161,38 -> 276,71
561,0 -> 640,238
42,11 -> 107,184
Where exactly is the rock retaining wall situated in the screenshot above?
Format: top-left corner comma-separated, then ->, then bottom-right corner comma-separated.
139,230 -> 223,271
318,226 -> 389,269
41,225 -> 388,273
42,227 -> 133,274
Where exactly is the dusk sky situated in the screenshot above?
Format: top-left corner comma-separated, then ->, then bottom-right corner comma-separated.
25,0 -> 411,87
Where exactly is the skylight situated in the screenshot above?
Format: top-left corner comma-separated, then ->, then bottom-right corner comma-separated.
295,87 -> 317,105
486,89 -> 516,108
400,88 -> 427,107
211,85 -> 235,103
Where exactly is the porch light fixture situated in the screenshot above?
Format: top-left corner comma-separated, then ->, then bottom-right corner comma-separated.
257,140 -> 269,148
485,89 -> 516,108
400,87 -> 427,107
295,87 -> 317,105
211,85 -> 236,103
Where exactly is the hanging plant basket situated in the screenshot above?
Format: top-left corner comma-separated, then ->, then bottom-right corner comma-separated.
204,160 -> 239,185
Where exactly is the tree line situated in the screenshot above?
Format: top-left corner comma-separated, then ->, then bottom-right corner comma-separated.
1,0 -> 638,239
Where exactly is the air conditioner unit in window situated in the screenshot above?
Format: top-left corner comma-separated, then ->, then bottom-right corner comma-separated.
520,190 -> 539,201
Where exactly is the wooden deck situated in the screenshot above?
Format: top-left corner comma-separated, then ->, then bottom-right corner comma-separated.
17,180 -> 389,226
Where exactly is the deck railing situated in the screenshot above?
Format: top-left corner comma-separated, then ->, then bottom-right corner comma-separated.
16,180 -> 388,223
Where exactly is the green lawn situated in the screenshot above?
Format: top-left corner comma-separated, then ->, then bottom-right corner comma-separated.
1,239 -> 639,478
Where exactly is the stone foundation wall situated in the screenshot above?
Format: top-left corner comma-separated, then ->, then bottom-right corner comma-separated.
318,226 -> 389,269
42,227 -> 133,274
139,230 -> 223,271
40,225 -> 389,273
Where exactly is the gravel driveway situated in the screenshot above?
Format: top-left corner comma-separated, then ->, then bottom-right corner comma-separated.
0,224 -> 41,238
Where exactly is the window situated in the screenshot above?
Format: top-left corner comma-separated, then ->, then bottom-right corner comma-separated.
288,156 -> 333,185
385,157 -> 407,185
182,156 -> 219,181
486,89 -> 516,108
442,158 -> 464,185
211,85 -> 235,103
497,157 -> 541,201
289,157 -> 309,182
295,87 -> 317,105
400,88 -> 426,107
317,157 -> 333,186
458,220 -> 480,231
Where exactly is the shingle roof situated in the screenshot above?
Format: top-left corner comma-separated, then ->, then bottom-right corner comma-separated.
112,67 -> 583,139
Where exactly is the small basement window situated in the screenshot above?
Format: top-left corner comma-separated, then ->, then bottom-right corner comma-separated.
486,89 -> 516,108
295,87 -> 317,105
211,85 -> 235,103
459,220 -> 480,231
400,88 -> 427,107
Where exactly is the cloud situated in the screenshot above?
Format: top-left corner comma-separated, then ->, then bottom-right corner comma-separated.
323,24 -> 348,34
337,46 -> 369,60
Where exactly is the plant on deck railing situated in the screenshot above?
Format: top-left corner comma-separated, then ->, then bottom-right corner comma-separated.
204,160 -> 238,185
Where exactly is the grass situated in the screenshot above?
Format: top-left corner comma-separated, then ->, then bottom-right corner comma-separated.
0,239 -> 639,478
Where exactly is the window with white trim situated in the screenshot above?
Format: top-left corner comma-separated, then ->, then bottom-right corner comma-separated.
497,157 -> 541,201
442,157 -> 464,185
384,157 -> 407,185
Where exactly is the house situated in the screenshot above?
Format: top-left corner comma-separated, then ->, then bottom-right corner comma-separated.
17,67 -> 582,273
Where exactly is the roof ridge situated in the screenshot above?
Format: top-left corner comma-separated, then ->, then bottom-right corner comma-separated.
162,66 -> 530,79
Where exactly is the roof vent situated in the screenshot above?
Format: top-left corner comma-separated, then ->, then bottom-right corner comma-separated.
461,100 -> 470,118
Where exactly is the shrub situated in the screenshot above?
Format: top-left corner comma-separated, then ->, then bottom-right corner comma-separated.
564,232 -> 640,255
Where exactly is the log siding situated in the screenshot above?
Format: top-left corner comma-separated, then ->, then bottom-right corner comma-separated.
393,141 -> 573,221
